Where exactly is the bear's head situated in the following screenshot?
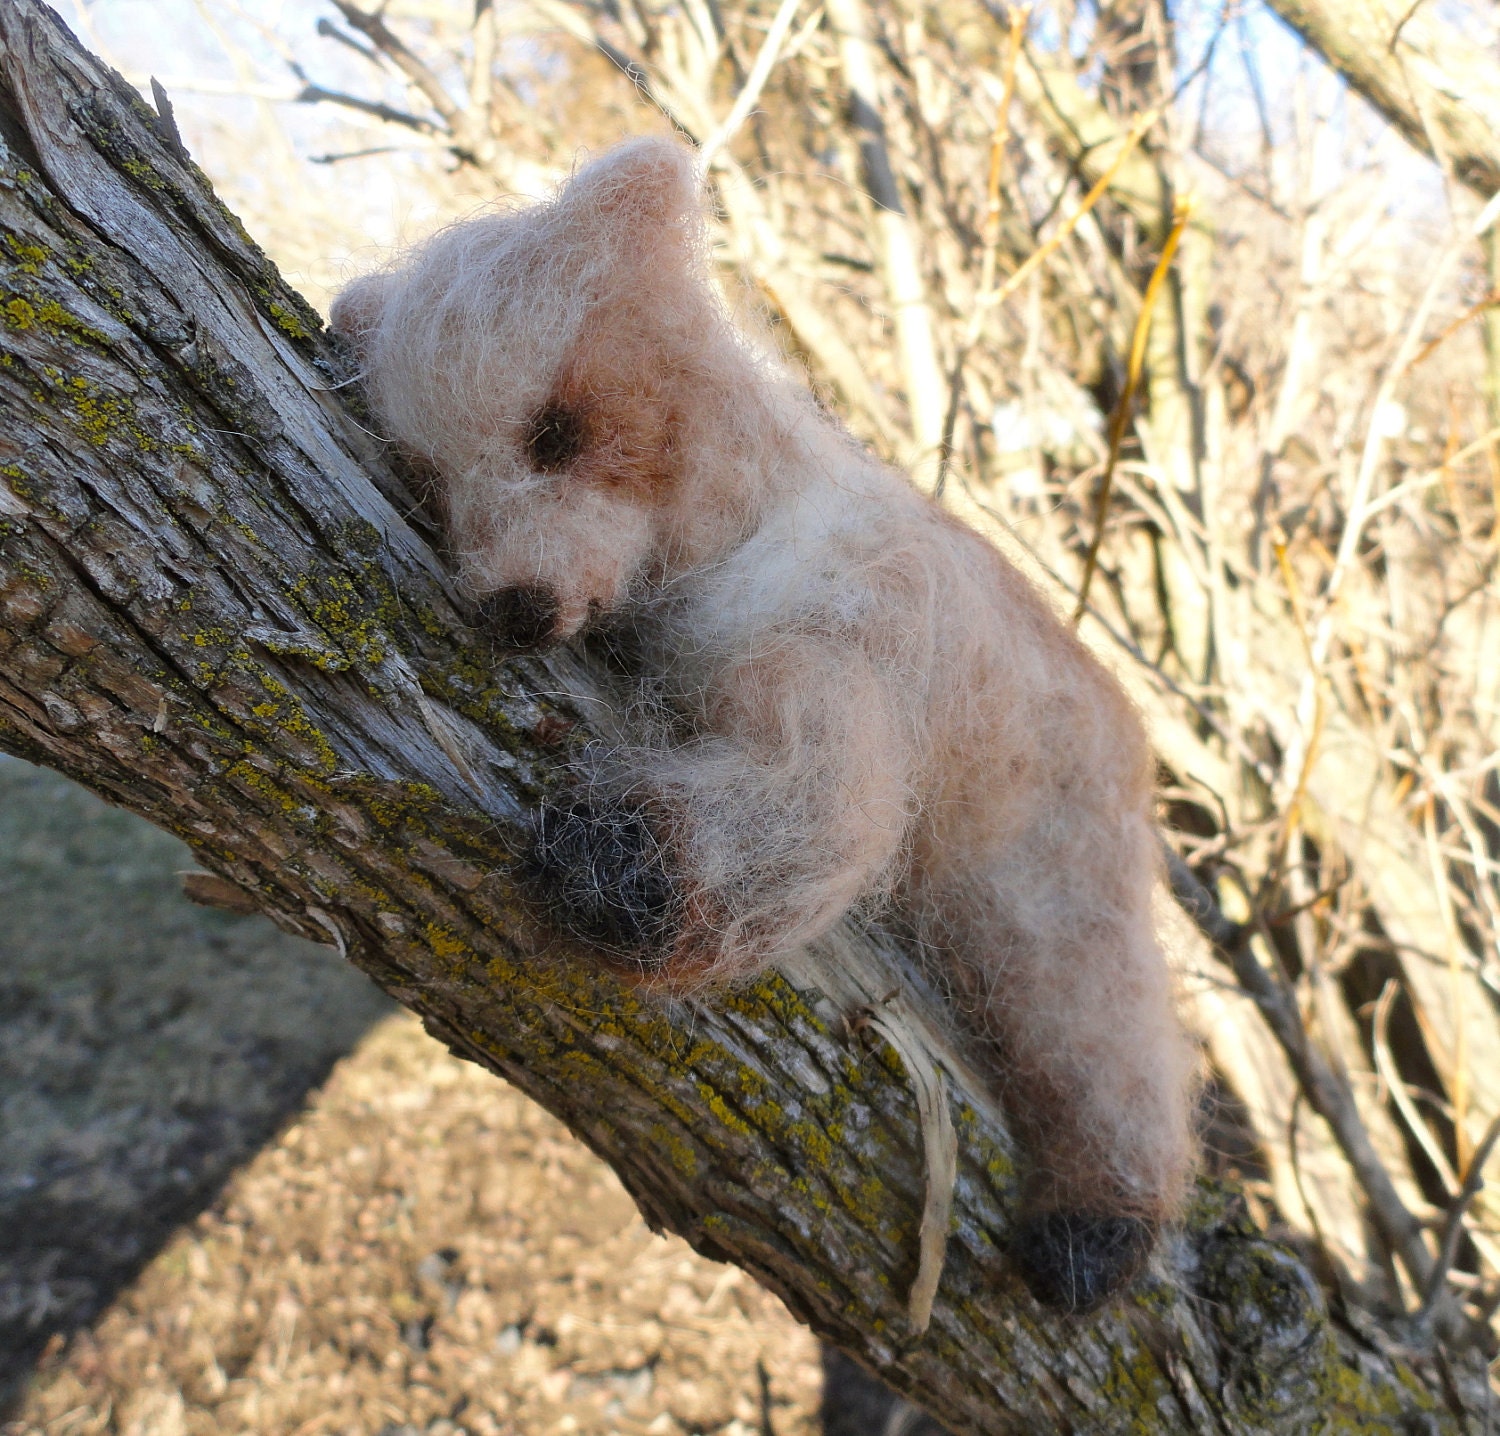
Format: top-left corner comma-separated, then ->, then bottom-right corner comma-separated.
332,138 -> 775,650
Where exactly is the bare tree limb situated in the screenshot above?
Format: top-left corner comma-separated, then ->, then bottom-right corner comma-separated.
1261,0 -> 1500,198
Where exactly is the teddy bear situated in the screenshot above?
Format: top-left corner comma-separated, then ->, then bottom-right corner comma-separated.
330,136 -> 1197,1315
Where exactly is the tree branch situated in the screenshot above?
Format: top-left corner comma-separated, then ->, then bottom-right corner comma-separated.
1260,0 -> 1500,198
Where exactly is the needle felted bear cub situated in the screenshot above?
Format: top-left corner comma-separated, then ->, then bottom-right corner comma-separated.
331,137 -> 1196,1314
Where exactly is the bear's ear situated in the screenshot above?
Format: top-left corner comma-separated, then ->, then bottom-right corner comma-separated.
558,137 -> 700,242
328,270 -> 390,356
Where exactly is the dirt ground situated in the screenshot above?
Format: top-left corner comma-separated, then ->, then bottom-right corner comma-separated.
0,757 -> 827,1435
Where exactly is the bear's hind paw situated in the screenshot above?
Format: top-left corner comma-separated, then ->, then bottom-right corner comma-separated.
1011,1211 -> 1157,1315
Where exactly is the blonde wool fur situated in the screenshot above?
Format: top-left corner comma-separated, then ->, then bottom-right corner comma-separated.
333,138 -> 1197,1310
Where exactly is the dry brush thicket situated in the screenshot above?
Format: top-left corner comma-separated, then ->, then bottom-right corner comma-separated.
106,0 -> 1500,1374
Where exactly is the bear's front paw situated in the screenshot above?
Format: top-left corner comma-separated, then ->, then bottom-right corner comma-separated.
526,796 -> 683,968
1011,1211 -> 1156,1315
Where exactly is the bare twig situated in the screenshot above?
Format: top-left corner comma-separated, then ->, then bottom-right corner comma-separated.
1372,980 -> 1460,1196
1418,1113 -> 1500,1327
1424,796 -> 1473,1170
698,0 -> 804,170
297,82 -> 440,133
1404,285 -> 1500,375
1164,850 -> 1436,1292
328,0 -> 462,126
1073,194 -> 1192,624
981,107 -> 1160,312
824,0 -> 945,466
934,4 -> 1029,499
1320,186 -> 1500,644
316,16 -> 380,65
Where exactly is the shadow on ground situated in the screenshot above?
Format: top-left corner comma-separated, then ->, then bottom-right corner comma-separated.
0,757 -> 941,1436
0,755 -> 394,1415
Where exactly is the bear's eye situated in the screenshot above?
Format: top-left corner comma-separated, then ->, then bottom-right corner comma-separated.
523,402 -> 588,472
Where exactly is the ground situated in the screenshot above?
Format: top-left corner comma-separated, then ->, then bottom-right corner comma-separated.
0,756 -> 822,1436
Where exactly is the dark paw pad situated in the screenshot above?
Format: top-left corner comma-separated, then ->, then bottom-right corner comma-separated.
526,797 -> 682,966
1011,1211 -> 1156,1315
477,585 -> 560,651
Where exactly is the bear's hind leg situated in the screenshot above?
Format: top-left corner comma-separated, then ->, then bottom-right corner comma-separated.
983,888 -> 1192,1312
928,812 -> 1196,1314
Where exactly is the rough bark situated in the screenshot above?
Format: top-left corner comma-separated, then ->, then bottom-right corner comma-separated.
1261,0 -> 1500,199
0,3 -> 1479,1430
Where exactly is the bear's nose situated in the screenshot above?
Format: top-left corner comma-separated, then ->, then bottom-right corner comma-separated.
477,585 -> 561,650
